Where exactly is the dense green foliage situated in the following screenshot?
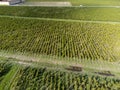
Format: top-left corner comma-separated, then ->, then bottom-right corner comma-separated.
13,67 -> 120,90
0,17 -> 120,61
25,0 -> 120,6
0,61 -> 12,82
0,61 -> 120,90
0,6 -> 120,21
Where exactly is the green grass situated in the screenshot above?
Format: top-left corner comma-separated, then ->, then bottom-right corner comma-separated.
0,6 -> 120,22
0,60 -> 12,83
0,65 -> 19,90
25,0 -> 120,6
0,17 -> 120,61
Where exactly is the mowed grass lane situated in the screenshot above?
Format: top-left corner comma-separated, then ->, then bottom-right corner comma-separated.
0,6 -> 120,22
25,0 -> 120,6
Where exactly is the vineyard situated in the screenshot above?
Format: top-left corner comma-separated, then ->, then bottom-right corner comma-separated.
0,6 -> 120,22
0,17 -> 120,61
0,59 -> 120,90
0,1 -> 120,89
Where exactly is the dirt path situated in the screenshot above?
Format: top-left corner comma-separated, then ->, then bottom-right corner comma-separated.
0,51 -> 120,73
12,4 -> 120,8
78,5 -> 120,8
20,2 -> 72,6
0,51 -> 72,66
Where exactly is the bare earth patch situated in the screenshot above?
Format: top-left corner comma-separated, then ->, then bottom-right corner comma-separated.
66,65 -> 82,72
22,2 -> 72,6
94,71 -> 115,76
